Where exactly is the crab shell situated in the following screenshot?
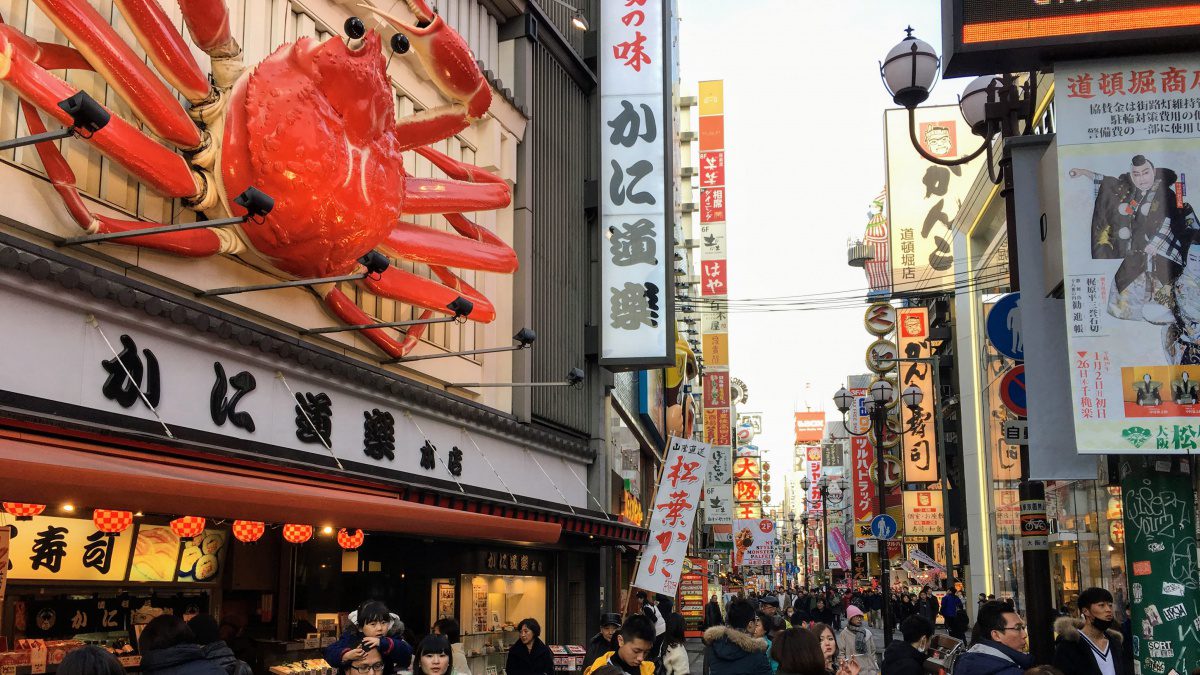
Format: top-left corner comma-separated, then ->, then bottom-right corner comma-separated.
220,31 -> 404,279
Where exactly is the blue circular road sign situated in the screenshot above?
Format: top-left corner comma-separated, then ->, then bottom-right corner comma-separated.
870,514 -> 898,540
986,293 -> 1024,361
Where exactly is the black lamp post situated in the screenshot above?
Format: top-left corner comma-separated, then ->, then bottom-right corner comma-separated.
799,475 -> 849,586
835,379 -> 908,642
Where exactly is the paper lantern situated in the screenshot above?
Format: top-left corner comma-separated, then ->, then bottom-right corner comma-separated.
170,516 -> 206,540
3,502 -> 46,520
282,524 -> 314,544
337,528 -> 365,550
232,520 -> 265,543
92,509 -> 133,535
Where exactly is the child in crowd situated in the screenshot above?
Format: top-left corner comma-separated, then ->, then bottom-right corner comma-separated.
324,601 -> 413,673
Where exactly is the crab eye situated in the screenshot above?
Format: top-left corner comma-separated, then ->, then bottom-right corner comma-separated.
390,33 -> 409,54
344,16 -> 366,40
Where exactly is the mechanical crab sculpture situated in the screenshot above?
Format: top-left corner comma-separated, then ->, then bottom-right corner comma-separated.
0,0 -> 515,358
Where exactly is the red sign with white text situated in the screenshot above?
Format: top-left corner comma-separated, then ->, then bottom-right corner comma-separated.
699,151 -> 725,187
704,371 -> 730,408
701,260 -> 728,296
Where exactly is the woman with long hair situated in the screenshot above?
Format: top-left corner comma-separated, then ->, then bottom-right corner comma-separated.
660,613 -> 689,675
412,635 -> 453,675
808,623 -> 839,675
770,628 -> 826,675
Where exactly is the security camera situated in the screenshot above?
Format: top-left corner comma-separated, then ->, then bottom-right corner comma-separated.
514,328 -> 537,347
566,367 -> 585,387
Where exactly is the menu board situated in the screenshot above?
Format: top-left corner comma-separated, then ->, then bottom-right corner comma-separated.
677,558 -> 708,637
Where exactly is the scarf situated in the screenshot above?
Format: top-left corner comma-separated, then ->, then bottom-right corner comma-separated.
850,624 -> 869,655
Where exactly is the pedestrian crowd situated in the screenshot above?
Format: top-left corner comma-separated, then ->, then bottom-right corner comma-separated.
55,584 -> 1158,675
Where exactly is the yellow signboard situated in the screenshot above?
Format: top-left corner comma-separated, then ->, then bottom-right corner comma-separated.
903,490 -> 945,536
702,333 -> 729,366
698,80 -> 724,116
7,515 -> 134,581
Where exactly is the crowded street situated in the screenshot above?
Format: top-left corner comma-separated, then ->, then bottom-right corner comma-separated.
0,1 -> 1197,675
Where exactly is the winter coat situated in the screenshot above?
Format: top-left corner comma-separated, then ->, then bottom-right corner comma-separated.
324,631 -> 413,671
953,640 -> 1032,675
702,625 -> 773,675
880,640 -> 927,675
585,633 -> 619,670
199,642 -> 252,675
837,624 -> 879,675
582,651 -> 656,675
451,642 -> 470,675
141,645 -> 230,675
939,593 -> 963,621
506,637 -> 556,675
662,642 -> 690,675
1052,617 -> 1133,675
916,600 -> 935,623
706,601 -> 725,629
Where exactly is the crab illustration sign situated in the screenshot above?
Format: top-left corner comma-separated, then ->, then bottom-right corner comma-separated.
599,0 -> 674,366
0,0 -> 517,360
635,437 -> 711,596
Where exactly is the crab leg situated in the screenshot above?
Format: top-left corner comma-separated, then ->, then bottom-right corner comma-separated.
364,0 -> 492,150
31,0 -> 201,148
0,31 -> 199,198
322,286 -> 431,359
0,25 -> 92,70
111,0 -> 211,102
176,0 -> 242,89
21,102 -> 222,256
360,265 -> 496,323
384,219 -> 516,273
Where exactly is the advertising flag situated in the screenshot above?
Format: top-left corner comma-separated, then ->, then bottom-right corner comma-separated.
732,518 -> 775,568
635,437 -> 711,595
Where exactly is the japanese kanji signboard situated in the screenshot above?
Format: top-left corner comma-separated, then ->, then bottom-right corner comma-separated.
634,437 -> 711,596
598,0 -> 673,366
852,432 -> 877,552
7,515 -> 134,582
1056,54 -> 1200,454
902,490 -> 944,536
885,106 -> 985,296
703,408 -> 732,446
897,307 -> 939,482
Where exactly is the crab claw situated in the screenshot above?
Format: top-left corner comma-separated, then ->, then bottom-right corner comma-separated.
360,1 -> 491,118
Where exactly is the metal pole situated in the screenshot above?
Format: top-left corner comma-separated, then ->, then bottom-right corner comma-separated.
803,519 -> 810,589
873,403 -> 893,643
931,359 -> 953,586
821,486 -> 830,585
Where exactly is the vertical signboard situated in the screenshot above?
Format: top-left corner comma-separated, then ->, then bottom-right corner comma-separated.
599,0 -> 672,365
1056,54 -> 1200,453
805,446 -> 824,512
635,437 -> 711,596
865,188 -> 892,297
732,518 -> 774,569
851,429 -> 877,553
678,558 -> 709,637
902,490 -> 945,536
897,307 -> 939,482
886,106 -> 986,295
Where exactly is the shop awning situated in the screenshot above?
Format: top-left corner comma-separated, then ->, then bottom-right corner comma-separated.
0,432 -> 561,544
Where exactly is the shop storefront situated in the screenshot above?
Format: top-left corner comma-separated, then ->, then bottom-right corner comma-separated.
0,237 -> 643,673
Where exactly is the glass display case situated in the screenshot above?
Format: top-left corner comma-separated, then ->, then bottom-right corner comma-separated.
462,629 -> 517,675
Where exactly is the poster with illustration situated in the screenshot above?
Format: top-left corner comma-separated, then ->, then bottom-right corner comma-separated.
129,525 -> 180,582
1057,55 -> 1200,454
731,518 -> 774,569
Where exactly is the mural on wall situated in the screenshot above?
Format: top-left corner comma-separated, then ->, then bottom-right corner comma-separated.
0,0 -> 513,358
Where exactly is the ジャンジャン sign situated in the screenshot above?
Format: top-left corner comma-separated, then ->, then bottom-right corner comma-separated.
1056,54 -> 1200,453
598,0 -> 673,365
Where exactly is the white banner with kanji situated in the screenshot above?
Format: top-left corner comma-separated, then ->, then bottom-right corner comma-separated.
634,437 -> 711,596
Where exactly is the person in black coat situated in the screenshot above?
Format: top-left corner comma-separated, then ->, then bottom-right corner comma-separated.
186,615 -> 251,675
881,616 -> 933,675
506,618 -> 556,675
585,613 -> 623,667
139,615 -> 228,675
704,595 -> 724,630
1052,588 -> 1133,675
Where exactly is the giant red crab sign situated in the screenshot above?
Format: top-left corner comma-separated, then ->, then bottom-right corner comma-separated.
0,0 -> 515,359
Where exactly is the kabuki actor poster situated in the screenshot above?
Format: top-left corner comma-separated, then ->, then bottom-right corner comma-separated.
634,438 -> 711,595
1057,55 -> 1200,453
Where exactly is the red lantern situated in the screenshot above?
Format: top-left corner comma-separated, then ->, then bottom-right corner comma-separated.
337,528 -> 365,550
282,524 -> 313,544
92,509 -> 133,535
3,502 -> 46,520
170,516 -> 206,541
232,520 -> 265,543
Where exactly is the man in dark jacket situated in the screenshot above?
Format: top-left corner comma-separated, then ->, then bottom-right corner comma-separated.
882,616 -> 934,675
954,602 -> 1033,675
585,613 -> 623,668
704,594 -> 724,629
187,615 -> 252,675
702,599 -> 772,675
1052,588 -> 1133,675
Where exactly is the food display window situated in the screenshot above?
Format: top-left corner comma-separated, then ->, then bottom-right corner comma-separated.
458,574 -> 546,675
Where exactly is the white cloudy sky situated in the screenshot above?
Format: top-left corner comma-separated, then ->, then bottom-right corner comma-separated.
677,0 -> 969,495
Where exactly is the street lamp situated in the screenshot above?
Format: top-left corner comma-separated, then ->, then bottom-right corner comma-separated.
835,379 -> 896,641
878,27 -> 1038,288
799,475 -> 850,586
